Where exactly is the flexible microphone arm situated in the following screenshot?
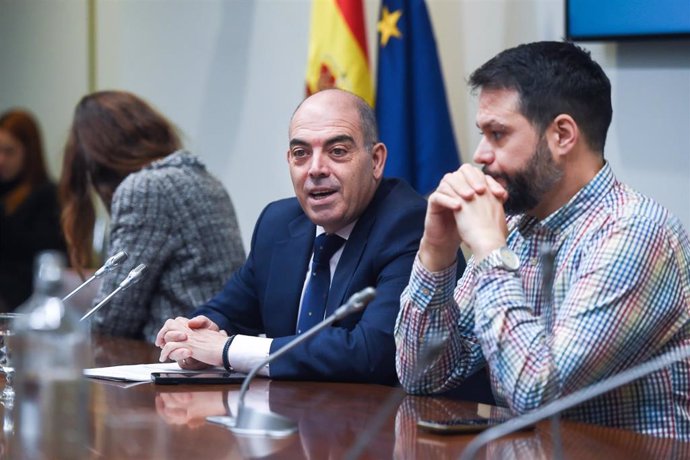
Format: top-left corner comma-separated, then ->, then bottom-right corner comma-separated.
459,343 -> 690,460
236,287 -> 376,414
80,263 -> 147,321
539,243 -> 564,460
208,287 -> 376,437
62,251 -> 128,302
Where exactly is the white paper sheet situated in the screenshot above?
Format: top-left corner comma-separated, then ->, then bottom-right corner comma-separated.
84,362 -> 187,382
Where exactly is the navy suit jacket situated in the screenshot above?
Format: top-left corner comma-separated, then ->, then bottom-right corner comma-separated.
195,178 -> 466,385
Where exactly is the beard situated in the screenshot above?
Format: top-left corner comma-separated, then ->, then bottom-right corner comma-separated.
484,138 -> 563,215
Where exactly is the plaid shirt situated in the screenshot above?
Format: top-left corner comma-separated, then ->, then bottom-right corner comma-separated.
395,163 -> 690,439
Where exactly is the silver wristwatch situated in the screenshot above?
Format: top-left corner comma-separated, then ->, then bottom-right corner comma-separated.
478,246 -> 520,272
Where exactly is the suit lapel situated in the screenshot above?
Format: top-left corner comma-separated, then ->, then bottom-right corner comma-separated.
270,180 -> 392,325
265,214 -> 314,335
325,203 -> 378,317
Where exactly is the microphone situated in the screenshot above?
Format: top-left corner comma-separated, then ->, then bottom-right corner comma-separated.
459,343 -> 690,460
206,287 -> 377,437
62,251 -> 128,302
539,243 -> 556,310
539,243 -> 564,459
80,263 -> 147,321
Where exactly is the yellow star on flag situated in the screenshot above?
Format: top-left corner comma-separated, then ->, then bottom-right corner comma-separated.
378,7 -> 402,47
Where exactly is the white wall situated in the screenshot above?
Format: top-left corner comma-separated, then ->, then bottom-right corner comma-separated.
0,0 -> 88,176
603,41 -> 690,222
1,0 -> 688,251
96,0 -> 305,250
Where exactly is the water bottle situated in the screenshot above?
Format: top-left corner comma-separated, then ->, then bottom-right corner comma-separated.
10,251 -> 90,459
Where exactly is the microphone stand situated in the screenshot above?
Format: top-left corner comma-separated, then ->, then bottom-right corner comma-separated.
80,264 -> 147,321
539,243 -> 563,460
206,287 -> 377,438
459,343 -> 690,460
62,251 -> 128,302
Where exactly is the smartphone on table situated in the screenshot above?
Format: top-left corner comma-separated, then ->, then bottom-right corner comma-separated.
417,417 -> 503,434
417,403 -> 533,435
151,370 -> 246,385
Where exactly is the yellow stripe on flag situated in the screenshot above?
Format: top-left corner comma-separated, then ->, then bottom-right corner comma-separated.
306,0 -> 373,106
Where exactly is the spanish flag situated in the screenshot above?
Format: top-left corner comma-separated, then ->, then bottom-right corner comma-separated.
305,0 -> 373,106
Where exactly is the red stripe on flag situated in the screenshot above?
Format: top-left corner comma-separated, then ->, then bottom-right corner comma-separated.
335,0 -> 369,60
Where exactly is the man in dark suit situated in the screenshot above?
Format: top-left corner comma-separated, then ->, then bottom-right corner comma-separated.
156,89 -> 465,385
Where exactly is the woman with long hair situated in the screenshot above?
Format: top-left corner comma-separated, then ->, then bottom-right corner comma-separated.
60,90 -> 245,342
0,109 -> 66,311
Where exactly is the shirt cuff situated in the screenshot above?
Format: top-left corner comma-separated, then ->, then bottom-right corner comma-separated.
408,255 -> 458,310
228,335 -> 272,376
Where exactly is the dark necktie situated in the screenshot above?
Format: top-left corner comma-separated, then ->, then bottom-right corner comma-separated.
296,233 -> 346,334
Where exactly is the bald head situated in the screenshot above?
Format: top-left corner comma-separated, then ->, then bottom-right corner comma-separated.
290,89 -> 378,152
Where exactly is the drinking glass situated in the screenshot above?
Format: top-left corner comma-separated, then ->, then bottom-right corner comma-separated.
0,313 -> 23,401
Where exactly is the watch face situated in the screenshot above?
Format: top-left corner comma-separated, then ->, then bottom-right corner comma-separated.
499,247 -> 520,271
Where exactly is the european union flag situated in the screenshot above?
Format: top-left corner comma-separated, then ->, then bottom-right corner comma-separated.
376,0 -> 460,195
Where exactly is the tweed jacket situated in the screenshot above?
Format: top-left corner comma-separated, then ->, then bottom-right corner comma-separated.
91,150 -> 245,342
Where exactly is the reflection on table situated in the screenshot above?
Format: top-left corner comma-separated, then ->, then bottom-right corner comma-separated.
395,394 -> 690,460
0,336 -> 687,459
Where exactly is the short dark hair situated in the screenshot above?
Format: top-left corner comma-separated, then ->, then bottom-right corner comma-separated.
351,92 -> 379,151
469,41 -> 612,154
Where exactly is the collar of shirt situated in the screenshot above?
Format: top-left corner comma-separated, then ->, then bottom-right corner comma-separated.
315,220 -> 357,242
515,162 -> 616,239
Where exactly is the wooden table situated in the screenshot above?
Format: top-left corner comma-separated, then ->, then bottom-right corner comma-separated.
1,336 -> 687,459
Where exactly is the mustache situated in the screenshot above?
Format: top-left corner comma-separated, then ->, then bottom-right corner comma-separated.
481,166 -> 509,183
306,177 -> 339,188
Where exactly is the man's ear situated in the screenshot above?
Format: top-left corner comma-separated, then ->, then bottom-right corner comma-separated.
371,142 -> 387,180
548,114 -> 579,156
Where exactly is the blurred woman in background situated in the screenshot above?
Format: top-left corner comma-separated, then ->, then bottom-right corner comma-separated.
60,90 -> 245,342
0,109 -> 66,311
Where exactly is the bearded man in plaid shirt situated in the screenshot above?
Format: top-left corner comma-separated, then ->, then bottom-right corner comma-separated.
395,41 -> 690,439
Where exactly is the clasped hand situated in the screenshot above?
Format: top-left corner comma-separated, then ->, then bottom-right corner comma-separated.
421,164 -> 509,270
155,390 -> 227,428
155,315 -> 227,369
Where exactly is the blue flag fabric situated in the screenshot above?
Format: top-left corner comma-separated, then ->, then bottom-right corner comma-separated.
376,0 -> 460,195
